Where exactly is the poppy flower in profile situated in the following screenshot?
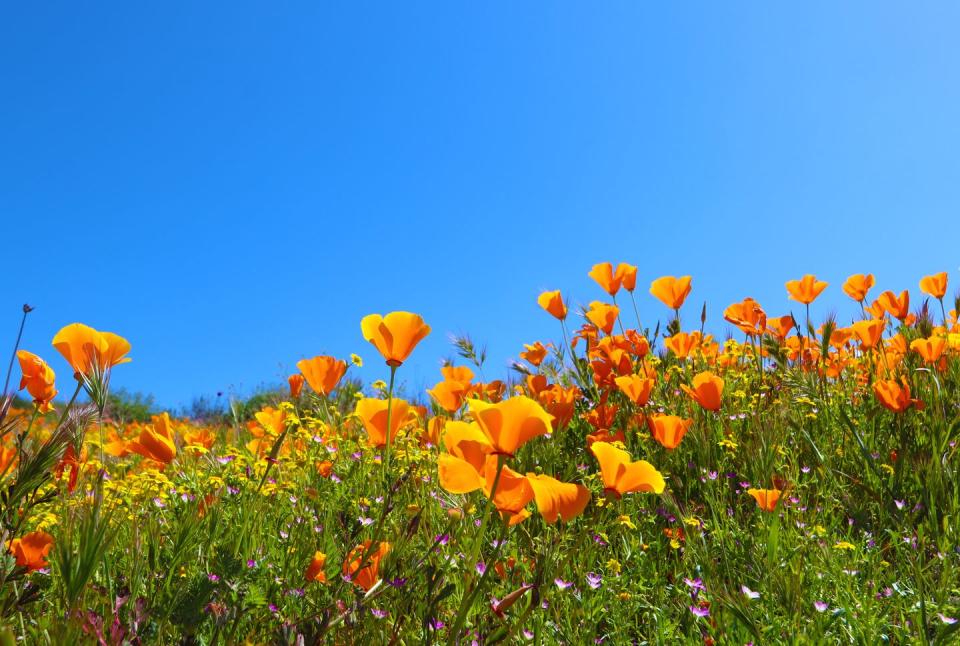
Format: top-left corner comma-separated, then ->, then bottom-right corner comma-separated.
355,397 -> 411,448
648,414 -> 693,450
16,350 -> 58,413
680,372 -> 724,412
724,298 -> 767,336
843,274 -> 875,303
537,290 -> 567,320
288,374 -> 305,399
297,356 -> 347,396
525,474 -> 591,524
747,488 -> 781,512
850,319 -> 886,349
876,291 -> 910,321
650,276 -> 692,310
360,312 -> 431,367
588,263 -> 622,297
305,551 -> 327,583
466,396 -> 553,457
873,378 -> 912,413
586,302 -> 619,335
343,541 -> 391,591
919,272 -> 948,300
520,341 -> 550,367
8,530 -> 54,572
765,315 -> 797,342
785,275 -> 828,305
52,323 -> 131,377
664,332 -> 699,360
616,263 -> 638,292
127,413 -> 178,465
614,374 -> 655,406
589,441 -> 665,498
910,336 -> 946,364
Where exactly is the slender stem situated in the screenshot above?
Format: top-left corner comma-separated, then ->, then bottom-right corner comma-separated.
383,364 -> 398,480
2,306 -> 31,399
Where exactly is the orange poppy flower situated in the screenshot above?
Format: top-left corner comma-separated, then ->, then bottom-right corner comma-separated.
614,374 -> 655,406
650,276 -> 692,310
525,474 -> 591,524
288,373 -> 305,399
843,274 -> 875,303
182,427 -> 216,450
585,302 -> 619,335
7,530 -> 54,572
466,396 -> 553,457
428,380 -> 468,413
648,414 -> 693,450
537,290 -> 567,320
785,275 -> 828,305
664,332 -> 699,359
680,371 -> 724,412
16,350 -> 57,413
343,541 -> 391,591
588,262 -> 622,297
765,315 -> 796,342
360,312 -> 431,367
747,488 -> 781,512
537,384 -> 579,430
919,272 -> 948,299
873,378 -> 912,413
127,413 -> 177,465
254,407 -> 287,436
876,290 -> 910,321
589,441 -> 665,498
305,551 -> 327,583
910,336 -> 946,364
724,298 -> 767,336
520,341 -> 550,367
850,319 -> 886,350
355,397 -> 411,448
617,263 -> 638,292
297,356 -> 347,396
52,323 -> 131,376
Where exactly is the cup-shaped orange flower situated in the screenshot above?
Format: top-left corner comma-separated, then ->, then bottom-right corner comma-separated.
127,415 -> 177,465
525,474 -> 590,524
648,414 -> 693,450
910,336 -> 946,364
650,276 -> 692,310
8,530 -> 54,572
360,312 -> 430,367
355,397 -> 411,448
537,290 -> 567,320
843,274 -> 875,303
614,374 -> 655,406
466,396 -> 553,457
850,319 -> 885,350
589,441 -> 665,498
588,263 -> 623,297
785,275 -> 828,305
747,488 -> 781,512
305,551 -> 328,583
297,356 -> 348,396
52,323 -> 131,376
876,290 -> 910,321
585,302 -> 619,335
873,378 -> 912,413
520,341 -> 550,367
16,350 -> 58,413
680,371 -> 724,412
919,272 -> 948,299
765,315 -> 797,342
288,374 -> 305,399
343,541 -> 391,591
664,332 -> 699,359
724,298 -> 767,336
617,263 -> 638,292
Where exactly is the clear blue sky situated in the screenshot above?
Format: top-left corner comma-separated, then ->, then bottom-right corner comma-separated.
3,3 -> 959,409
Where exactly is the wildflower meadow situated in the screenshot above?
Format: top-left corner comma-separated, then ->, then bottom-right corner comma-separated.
3,267 -> 960,644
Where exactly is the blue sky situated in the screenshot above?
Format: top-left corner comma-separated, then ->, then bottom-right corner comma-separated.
3,3 -> 959,409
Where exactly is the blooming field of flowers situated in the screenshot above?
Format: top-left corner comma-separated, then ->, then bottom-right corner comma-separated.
2,267 -> 960,644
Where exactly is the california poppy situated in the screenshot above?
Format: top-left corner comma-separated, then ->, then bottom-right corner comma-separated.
588,263 -> 622,297
910,336 -> 946,364
127,413 -> 177,465
919,272 -> 948,299
52,323 -> 131,376
537,290 -> 567,320
288,373 -> 305,399
297,356 -> 347,396
648,414 -> 693,450
650,276 -> 692,310
525,474 -> 590,524
360,312 -> 430,367
16,350 -> 57,413
664,332 -> 699,360
343,541 -> 391,591
843,274 -> 875,303
785,275 -> 828,304
589,441 -> 665,497
586,302 -> 619,335
8,530 -> 54,572
355,397 -> 411,448
680,372 -> 724,412
747,488 -> 781,512
305,551 -> 327,583
520,341 -> 550,367
466,396 -> 553,457
724,298 -> 767,337
873,378 -> 912,413
617,263 -> 638,292
614,374 -> 655,406
765,315 -> 796,342
850,319 -> 886,350
876,291 -> 910,321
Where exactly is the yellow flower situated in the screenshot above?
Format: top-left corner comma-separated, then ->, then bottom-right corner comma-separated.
617,515 -> 636,530
833,541 -> 855,550
606,559 -> 622,574
350,353 -> 363,367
